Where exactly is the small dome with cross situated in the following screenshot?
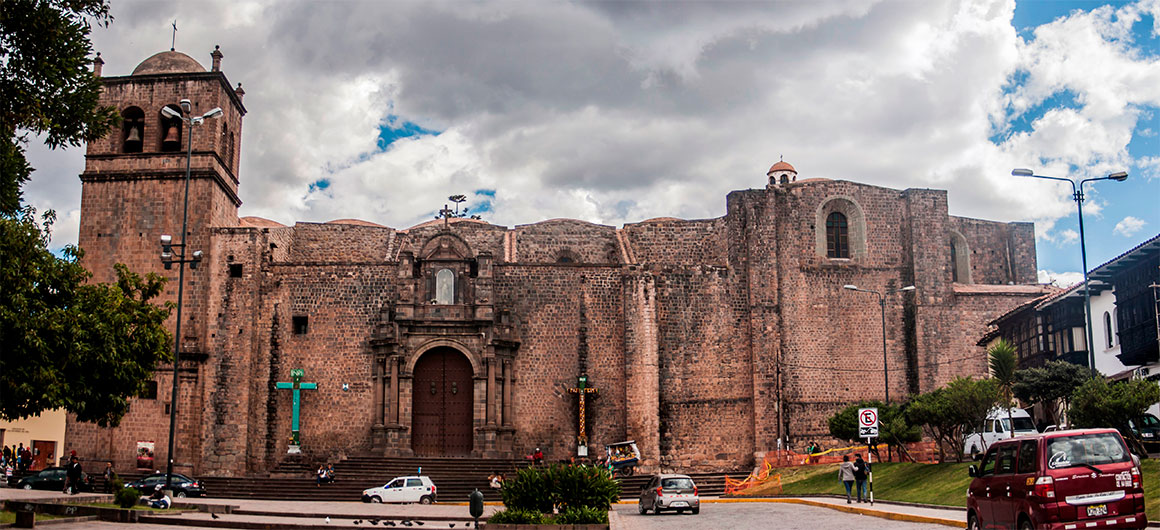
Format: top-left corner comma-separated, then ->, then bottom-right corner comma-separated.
132,50 -> 205,76
767,158 -> 798,186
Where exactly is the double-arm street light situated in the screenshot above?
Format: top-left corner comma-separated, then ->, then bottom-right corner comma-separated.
843,284 -> 916,403
159,99 -> 221,492
1012,168 -> 1128,371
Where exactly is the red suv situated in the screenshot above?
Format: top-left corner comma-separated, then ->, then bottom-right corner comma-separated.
967,428 -> 1146,529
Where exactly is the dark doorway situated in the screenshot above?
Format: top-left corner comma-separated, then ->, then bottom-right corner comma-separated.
411,348 -> 474,456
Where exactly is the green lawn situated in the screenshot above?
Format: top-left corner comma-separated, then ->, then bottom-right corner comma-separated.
0,511 -> 69,524
738,459 -> 1160,520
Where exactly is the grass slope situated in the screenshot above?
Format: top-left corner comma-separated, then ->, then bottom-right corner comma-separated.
740,459 -> 1160,519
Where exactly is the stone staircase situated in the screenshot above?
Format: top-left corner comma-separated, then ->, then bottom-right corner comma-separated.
191,457 -> 746,503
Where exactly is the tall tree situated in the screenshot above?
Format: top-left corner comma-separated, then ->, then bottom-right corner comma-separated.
906,377 -> 999,462
1013,360 -> 1094,428
988,338 -> 1017,439
0,1 -> 173,426
1069,377 -> 1160,456
0,0 -> 117,214
0,209 -> 172,426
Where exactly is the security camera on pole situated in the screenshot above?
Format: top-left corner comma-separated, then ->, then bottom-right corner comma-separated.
858,408 -> 878,505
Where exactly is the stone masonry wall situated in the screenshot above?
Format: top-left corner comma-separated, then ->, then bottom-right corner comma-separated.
509,220 -> 622,264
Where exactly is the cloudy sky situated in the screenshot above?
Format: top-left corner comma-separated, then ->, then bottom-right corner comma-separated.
22,0 -> 1160,285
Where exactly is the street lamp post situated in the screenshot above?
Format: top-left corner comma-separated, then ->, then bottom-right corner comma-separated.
1012,168 -> 1128,371
159,99 -> 221,492
843,285 -> 916,403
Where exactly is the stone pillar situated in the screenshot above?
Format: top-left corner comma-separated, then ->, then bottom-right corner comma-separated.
624,274 -> 660,471
487,358 -> 497,426
389,356 -> 400,424
502,359 -> 513,427
373,355 -> 385,425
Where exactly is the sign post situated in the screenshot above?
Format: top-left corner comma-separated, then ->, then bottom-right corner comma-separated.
858,408 -> 879,505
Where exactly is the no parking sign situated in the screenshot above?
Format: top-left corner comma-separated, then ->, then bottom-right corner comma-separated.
858,408 -> 879,439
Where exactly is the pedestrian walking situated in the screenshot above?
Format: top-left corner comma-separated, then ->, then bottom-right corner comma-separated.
853,453 -> 870,503
64,455 -> 83,494
838,455 -> 856,503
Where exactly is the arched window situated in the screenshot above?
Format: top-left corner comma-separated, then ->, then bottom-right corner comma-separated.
949,230 -> 971,284
435,269 -> 455,305
1104,311 -> 1114,349
159,105 -> 183,152
556,249 -> 579,264
825,212 -> 849,258
815,197 -> 866,260
121,107 -> 144,153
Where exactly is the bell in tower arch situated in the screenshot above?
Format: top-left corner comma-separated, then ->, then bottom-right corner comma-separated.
162,124 -> 180,151
125,125 -> 141,144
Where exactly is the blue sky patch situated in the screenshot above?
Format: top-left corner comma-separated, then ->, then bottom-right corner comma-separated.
378,115 -> 441,151
309,179 -> 330,193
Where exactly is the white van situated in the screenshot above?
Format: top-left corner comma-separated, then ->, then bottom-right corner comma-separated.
962,408 -> 1038,456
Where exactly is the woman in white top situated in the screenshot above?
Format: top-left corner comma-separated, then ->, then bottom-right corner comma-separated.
838,455 -> 856,504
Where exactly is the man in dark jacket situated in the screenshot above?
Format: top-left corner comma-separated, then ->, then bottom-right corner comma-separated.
64,456 -> 83,494
852,453 -> 870,503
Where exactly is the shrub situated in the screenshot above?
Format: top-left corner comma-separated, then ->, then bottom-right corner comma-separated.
114,486 -> 139,509
553,506 -> 609,524
549,464 -> 619,511
487,508 -> 547,525
500,466 -> 554,513
499,464 -> 620,515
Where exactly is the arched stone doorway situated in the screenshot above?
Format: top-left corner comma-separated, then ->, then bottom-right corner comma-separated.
411,347 -> 474,456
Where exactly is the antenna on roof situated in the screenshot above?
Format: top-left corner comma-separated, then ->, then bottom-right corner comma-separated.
171,20 -> 177,51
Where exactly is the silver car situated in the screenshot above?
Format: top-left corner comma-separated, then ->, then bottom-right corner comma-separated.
637,474 -> 700,515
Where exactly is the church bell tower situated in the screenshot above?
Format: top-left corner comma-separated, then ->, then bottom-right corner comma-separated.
72,47 -> 246,474
78,46 -> 245,285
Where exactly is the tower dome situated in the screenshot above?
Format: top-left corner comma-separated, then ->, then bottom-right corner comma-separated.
767,159 -> 798,186
131,50 -> 206,75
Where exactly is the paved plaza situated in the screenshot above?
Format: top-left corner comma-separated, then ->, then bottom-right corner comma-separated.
3,487 -> 966,529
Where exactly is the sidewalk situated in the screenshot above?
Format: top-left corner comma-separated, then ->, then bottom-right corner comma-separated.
749,497 -> 966,528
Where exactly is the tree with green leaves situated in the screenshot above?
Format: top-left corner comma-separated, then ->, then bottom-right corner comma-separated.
1069,377 -> 1160,456
828,400 -> 921,461
988,338 -> 1017,439
0,1 -> 172,426
906,377 -> 999,462
1013,360 -> 1094,428
1,0 -> 118,214
0,208 -> 172,426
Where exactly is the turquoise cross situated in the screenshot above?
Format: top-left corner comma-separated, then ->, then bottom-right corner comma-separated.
275,369 -> 317,445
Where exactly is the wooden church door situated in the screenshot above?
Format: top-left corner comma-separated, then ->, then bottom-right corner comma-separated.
411,348 -> 474,456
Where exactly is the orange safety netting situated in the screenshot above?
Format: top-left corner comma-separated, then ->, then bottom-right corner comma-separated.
724,441 -> 944,495
724,459 -> 780,495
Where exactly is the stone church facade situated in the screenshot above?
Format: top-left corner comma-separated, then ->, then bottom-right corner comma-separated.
67,48 -> 1050,476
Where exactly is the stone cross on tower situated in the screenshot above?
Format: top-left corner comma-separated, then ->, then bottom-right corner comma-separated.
275,369 -> 317,454
438,204 -> 454,230
568,375 -> 598,456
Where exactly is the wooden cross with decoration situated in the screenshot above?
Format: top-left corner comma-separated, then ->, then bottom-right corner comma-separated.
275,369 -> 317,451
568,375 -> 598,450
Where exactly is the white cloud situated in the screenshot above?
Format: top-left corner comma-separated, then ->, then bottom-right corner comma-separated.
1038,269 -> 1084,287
13,0 -> 1159,267
1114,216 -> 1148,237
